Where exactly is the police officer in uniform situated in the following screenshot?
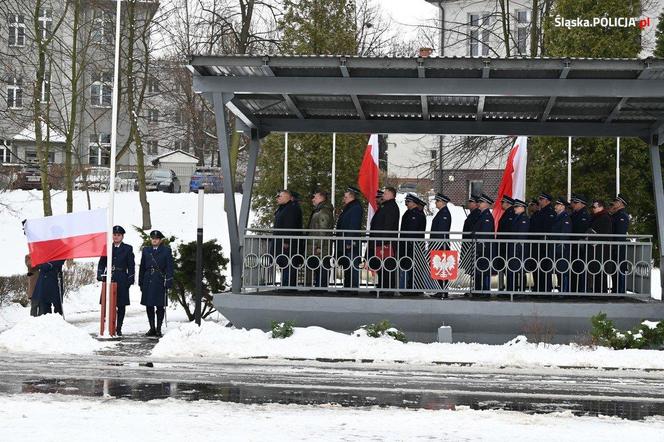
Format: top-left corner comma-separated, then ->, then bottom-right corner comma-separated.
473,194 -> 495,296
97,225 -> 135,336
461,195 -> 481,278
336,186 -> 363,288
399,193 -> 426,291
497,195 -> 515,291
569,194 -> 591,292
551,197 -> 572,293
431,193 -> 452,297
507,199 -> 530,293
139,230 -> 174,337
611,194 -> 630,294
33,260 -> 65,316
532,193 -> 556,292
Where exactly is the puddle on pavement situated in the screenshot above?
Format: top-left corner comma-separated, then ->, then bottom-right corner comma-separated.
2,377 -> 663,421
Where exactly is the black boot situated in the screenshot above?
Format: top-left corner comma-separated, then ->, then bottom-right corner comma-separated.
116,305 -> 125,336
146,306 -> 156,336
156,307 -> 165,338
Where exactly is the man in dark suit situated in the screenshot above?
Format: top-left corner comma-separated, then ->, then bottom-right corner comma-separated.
496,195 -> 515,291
611,194 -> 630,294
473,194 -> 495,296
589,200 -> 613,293
461,195 -> 481,278
139,230 -> 174,337
97,225 -> 135,336
336,186 -> 363,288
369,187 -> 400,289
273,189 -> 303,288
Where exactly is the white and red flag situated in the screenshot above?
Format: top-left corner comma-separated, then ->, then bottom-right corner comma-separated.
357,133 -> 380,228
493,136 -> 528,231
24,209 -> 108,266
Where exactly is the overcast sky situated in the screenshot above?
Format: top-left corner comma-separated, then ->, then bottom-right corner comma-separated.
377,0 -> 438,40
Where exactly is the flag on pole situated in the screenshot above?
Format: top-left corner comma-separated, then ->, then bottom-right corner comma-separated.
357,134 -> 380,228
493,136 -> 528,231
25,209 -> 108,266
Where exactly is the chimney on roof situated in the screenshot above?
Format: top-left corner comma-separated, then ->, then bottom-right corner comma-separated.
419,47 -> 433,58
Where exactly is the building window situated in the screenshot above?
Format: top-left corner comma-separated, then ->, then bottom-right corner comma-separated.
8,14 -> 25,47
147,76 -> 159,93
515,10 -> 529,55
468,13 -> 490,57
468,180 -> 483,199
430,150 -> 437,160
146,140 -> 158,155
26,149 -> 55,164
89,133 -> 111,165
173,140 -> 188,152
38,8 -> 52,40
147,108 -> 159,123
90,73 -> 112,107
0,140 -> 11,163
7,77 -> 23,109
40,72 -> 50,103
174,108 -> 185,125
91,10 -> 113,44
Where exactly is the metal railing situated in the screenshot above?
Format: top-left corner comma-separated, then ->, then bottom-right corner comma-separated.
241,229 -> 653,299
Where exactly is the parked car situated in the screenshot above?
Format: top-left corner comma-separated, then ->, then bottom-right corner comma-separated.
12,167 -> 42,190
189,167 -> 223,193
397,182 -> 418,194
115,170 -> 138,191
136,168 -> 181,193
74,167 -> 111,191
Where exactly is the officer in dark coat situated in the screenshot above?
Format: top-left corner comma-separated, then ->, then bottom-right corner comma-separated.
336,186 -> 363,288
431,193 -> 452,297
532,193 -> 557,293
138,230 -> 174,337
273,189 -> 303,287
33,260 -> 65,316
461,195 -> 481,277
507,199 -> 529,292
369,186 -> 400,289
611,194 -> 630,294
496,195 -> 515,291
473,194 -> 495,295
97,225 -> 135,336
588,200 -> 613,293
569,194 -> 591,292
399,193 -> 426,291
551,197 -> 572,293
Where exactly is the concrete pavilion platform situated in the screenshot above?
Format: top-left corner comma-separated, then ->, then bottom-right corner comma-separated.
214,291 -> 664,344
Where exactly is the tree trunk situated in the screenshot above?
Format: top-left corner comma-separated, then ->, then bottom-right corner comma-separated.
65,0 -> 81,213
530,0 -> 539,57
498,0 -> 511,57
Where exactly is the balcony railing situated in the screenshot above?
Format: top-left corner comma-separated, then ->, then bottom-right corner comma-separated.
241,229 -> 653,300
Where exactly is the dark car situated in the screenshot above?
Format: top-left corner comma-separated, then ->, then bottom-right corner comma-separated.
12,167 -> 42,190
137,168 -> 181,193
189,167 -> 223,193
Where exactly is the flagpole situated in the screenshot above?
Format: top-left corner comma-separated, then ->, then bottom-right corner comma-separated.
331,132 -> 336,208
283,132 -> 288,189
567,136 -> 572,201
104,0 -> 122,336
616,137 -> 620,195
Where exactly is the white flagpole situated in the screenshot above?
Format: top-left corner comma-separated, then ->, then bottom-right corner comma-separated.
567,136 -> 572,201
331,132 -> 336,208
616,137 -> 620,195
283,132 -> 288,189
104,0 -> 122,336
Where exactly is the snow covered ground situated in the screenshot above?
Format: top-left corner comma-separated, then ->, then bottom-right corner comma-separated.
0,393 -> 662,442
151,321 -> 664,370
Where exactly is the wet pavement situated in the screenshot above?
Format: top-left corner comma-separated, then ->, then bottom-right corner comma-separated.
1,347 -> 664,421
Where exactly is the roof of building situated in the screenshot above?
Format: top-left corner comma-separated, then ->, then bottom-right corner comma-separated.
188,55 -> 664,140
13,123 -> 66,143
151,149 -> 199,164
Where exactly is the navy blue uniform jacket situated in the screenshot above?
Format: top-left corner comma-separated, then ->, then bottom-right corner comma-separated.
139,245 -> 174,307
431,206 -> 452,240
336,199 -> 363,250
32,260 -> 65,304
97,242 -> 135,306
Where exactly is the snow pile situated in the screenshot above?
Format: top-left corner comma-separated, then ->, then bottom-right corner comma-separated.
152,323 -> 664,370
0,314 -> 108,355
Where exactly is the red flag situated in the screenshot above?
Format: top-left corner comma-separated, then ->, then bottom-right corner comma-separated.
24,209 -> 108,266
494,136 -> 528,230
357,134 -> 380,227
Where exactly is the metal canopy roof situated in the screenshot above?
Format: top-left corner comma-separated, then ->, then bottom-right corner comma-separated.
189,55 -> 664,140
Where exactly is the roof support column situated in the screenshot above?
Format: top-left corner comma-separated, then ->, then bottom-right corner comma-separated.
213,92 -> 242,294
239,128 -> 260,236
650,135 -> 664,295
